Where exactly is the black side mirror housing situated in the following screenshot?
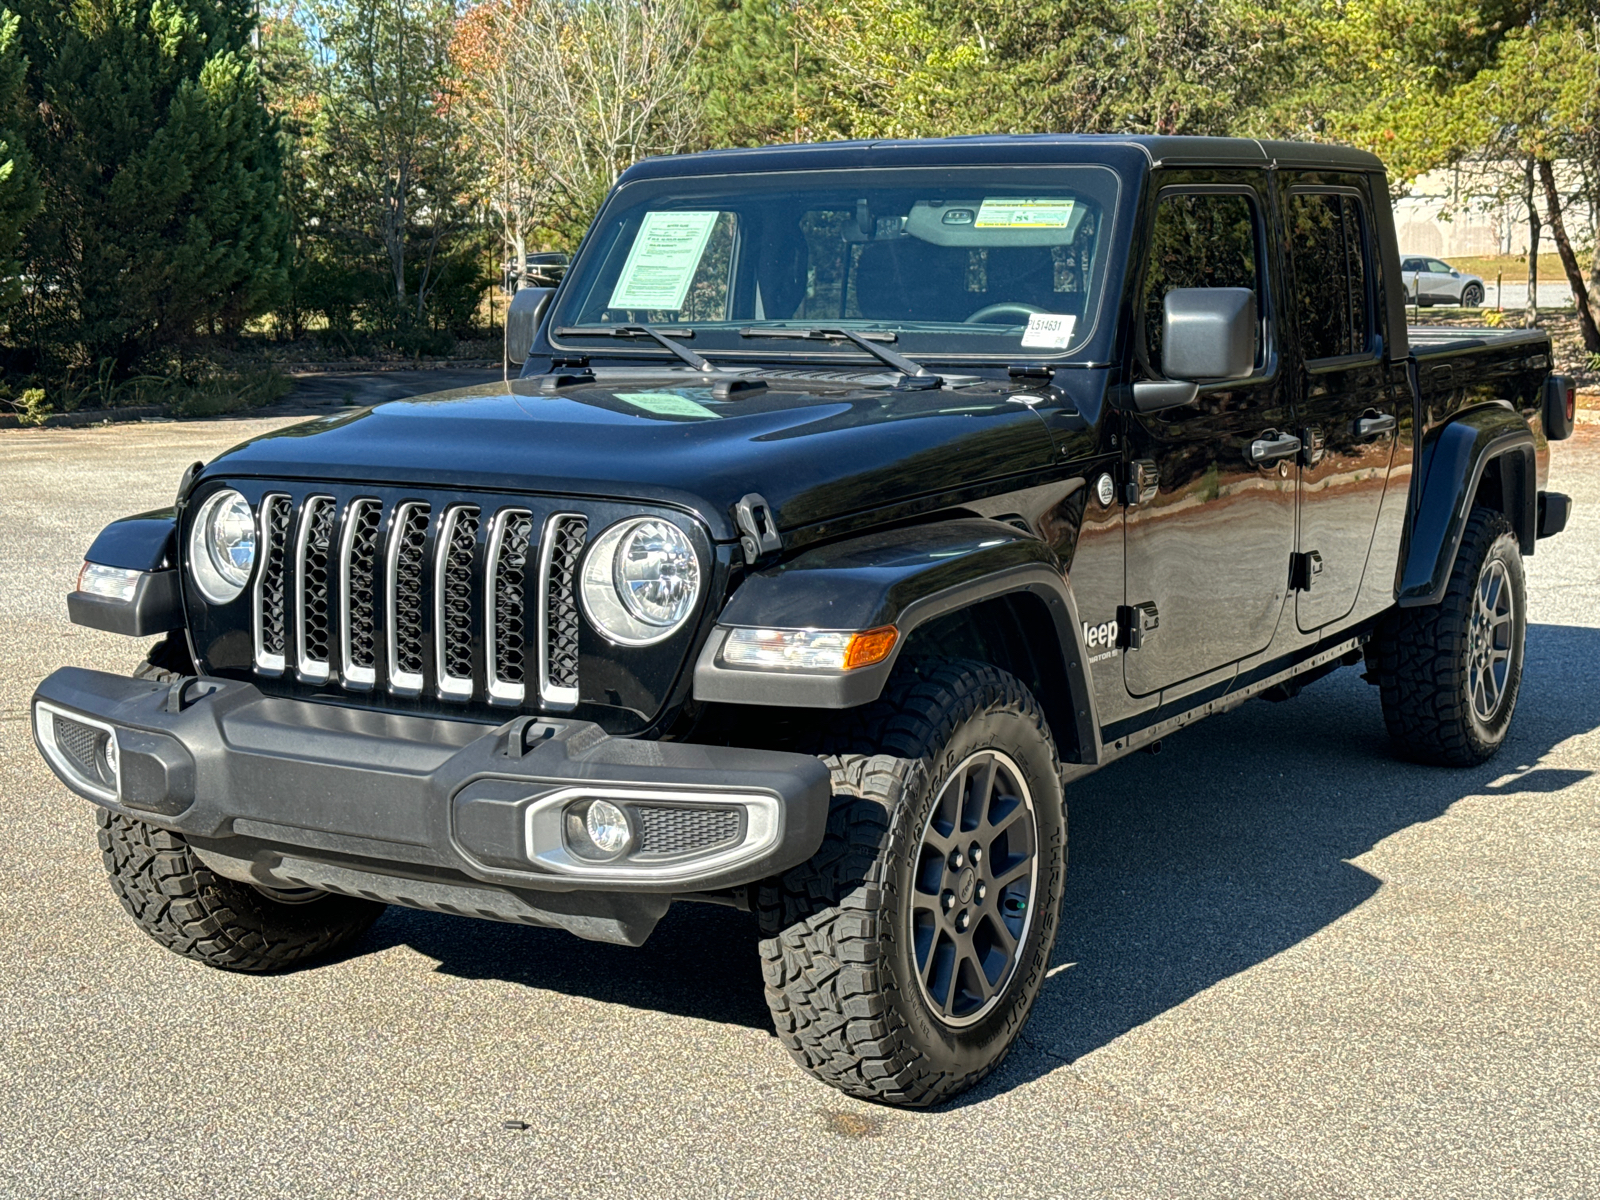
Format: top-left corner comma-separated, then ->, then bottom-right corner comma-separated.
506,286 -> 555,367
1161,287 -> 1256,381
1131,287 -> 1257,413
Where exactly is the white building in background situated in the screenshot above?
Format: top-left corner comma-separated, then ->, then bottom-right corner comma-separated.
1393,160 -> 1595,259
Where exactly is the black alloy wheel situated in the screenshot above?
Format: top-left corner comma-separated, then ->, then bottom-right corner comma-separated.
757,659 -> 1066,1107
908,750 -> 1039,1027
1467,555 -> 1517,728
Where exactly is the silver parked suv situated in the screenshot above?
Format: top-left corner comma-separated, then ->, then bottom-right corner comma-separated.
1401,255 -> 1485,307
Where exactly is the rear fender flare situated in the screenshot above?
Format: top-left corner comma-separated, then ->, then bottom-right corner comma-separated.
693,517 -> 1102,763
1398,406 -> 1535,607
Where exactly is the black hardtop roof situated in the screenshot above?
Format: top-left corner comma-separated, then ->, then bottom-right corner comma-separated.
619,134 -> 1386,184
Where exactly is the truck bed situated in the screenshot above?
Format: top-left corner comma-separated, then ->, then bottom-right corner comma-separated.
1407,324 -> 1550,361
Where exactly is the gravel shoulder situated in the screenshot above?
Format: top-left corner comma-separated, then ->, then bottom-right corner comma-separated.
1,420 -> 1596,1199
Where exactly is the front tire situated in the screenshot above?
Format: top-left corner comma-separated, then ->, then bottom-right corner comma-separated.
1374,506 -> 1526,765
1461,282 -> 1484,307
97,809 -> 385,972
757,660 -> 1066,1106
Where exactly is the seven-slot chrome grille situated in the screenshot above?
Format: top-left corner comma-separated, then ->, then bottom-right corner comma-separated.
250,492 -> 591,709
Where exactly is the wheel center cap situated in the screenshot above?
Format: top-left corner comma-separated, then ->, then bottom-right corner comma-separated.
957,867 -> 977,906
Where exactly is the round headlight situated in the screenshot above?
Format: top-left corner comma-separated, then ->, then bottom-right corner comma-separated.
580,517 -> 702,646
615,519 -> 699,627
188,489 -> 256,604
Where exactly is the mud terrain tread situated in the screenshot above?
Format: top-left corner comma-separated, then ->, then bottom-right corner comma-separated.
1375,506 -> 1520,766
97,809 -> 383,972
757,659 -> 1057,1106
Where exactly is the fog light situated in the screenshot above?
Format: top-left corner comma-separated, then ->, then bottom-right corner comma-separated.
564,798 -> 635,861
100,731 -> 119,783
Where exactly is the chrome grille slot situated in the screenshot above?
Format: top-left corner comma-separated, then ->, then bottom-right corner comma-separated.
386,502 -> 431,694
434,506 -> 480,699
538,513 -> 587,710
485,509 -> 533,705
339,499 -> 382,688
253,494 -> 291,673
294,496 -> 335,682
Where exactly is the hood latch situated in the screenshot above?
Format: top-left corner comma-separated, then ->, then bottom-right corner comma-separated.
733,494 -> 783,565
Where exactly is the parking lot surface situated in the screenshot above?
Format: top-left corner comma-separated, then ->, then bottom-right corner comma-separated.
2,411 -> 1596,1199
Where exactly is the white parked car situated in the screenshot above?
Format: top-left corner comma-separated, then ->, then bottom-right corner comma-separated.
1400,255 -> 1485,307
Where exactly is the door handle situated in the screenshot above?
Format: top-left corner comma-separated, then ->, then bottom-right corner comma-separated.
1353,412 -> 1397,439
1247,430 -> 1302,465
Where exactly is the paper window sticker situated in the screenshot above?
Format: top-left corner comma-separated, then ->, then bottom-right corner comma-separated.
608,211 -> 721,311
975,197 -> 1077,229
1019,313 -> 1077,350
613,391 -> 722,420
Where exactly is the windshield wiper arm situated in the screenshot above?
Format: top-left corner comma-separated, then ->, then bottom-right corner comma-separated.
555,323 -> 716,372
740,326 -> 939,382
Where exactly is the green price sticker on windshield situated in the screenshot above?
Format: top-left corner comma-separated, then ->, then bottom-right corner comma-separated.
608,211 -> 720,311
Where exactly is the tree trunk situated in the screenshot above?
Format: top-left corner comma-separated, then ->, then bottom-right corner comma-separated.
1524,157 -> 1540,327
1538,159 -> 1600,352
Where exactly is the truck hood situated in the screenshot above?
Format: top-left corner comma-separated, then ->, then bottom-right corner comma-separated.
202,372 -> 1058,542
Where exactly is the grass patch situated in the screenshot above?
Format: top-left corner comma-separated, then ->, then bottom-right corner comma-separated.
7,357 -> 294,421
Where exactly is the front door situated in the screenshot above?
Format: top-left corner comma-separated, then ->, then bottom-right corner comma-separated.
1281,183 -> 1397,631
1123,183 -> 1297,698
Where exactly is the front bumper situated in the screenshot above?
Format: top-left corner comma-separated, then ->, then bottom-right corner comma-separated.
32,668 -> 832,945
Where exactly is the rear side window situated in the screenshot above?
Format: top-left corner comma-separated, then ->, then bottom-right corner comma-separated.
1140,192 -> 1261,376
1287,193 -> 1372,360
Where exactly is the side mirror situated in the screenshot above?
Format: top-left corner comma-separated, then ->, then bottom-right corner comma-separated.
506,285 -> 555,366
1132,287 -> 1257,413
1162,287 -> 1256,381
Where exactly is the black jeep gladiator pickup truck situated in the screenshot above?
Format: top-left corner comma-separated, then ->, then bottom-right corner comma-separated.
34,135 -> 1576,1107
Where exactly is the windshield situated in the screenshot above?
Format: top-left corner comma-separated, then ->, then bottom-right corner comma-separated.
548,165 -> 1121,363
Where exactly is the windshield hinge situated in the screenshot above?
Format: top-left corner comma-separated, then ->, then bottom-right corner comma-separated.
733,494 -> 783,565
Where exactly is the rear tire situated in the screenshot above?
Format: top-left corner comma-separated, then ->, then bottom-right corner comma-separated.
757,659 -> 1066,1107
1373,506 -> 1526,765
97,809 -> 385,972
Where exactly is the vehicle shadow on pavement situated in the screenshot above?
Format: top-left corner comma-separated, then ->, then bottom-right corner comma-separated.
368,886 -> 774,1032
963,621 -> 1600,1106
360,624 -> 1598,1100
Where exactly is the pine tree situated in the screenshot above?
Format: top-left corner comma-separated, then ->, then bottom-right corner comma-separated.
0,8 -> 40,312
14,0 -> 287,375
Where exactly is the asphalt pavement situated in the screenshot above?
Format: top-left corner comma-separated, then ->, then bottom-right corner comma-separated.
1,413 -> 1597,1198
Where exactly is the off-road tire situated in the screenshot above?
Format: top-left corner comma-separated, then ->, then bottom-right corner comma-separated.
97,809 -> 385,972
756,659 -> 1066,1107
1373,506 -> 1526,766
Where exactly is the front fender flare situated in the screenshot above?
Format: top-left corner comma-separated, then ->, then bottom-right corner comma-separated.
693,517 -> 1100,756
1398,405 -> 1535,607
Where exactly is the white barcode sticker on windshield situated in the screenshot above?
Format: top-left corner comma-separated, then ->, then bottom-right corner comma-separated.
609,211 -> 720,311
1020,313 -> 1077,349
975,197 -> 1077,229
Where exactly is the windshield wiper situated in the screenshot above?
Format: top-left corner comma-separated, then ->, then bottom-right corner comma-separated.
740,326 -> 941,386
555,323 -> 718,372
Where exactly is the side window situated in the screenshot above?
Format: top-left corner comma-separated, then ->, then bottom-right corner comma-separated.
1287,192 -> 1372,360
1141,192 -> 1261,376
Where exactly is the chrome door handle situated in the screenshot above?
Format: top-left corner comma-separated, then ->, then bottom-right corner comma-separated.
1248,430 -> 1302,464
1353,413 -> 1397,439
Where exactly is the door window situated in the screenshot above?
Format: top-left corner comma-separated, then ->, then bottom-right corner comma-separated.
1140,192 -> 1262,376
1287,193 -> 1372,360
1426,258 -> 1452,275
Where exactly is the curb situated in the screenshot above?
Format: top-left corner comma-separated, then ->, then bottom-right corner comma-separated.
278,360 -> 501,374
0,405 -> 169,430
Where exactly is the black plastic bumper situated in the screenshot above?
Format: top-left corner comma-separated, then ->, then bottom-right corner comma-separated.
32,668 -> 833,943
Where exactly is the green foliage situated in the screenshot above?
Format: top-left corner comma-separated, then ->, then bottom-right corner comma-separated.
12,0 -> 287,376
0,9 -> 40,312
12,385 -> 48,424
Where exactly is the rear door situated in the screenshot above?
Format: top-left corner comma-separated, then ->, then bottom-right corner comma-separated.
1280,180 -> 1397,631
1122,181 -> 1297,697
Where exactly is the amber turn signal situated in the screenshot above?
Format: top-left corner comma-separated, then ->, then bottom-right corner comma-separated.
843,626 -> 899,671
